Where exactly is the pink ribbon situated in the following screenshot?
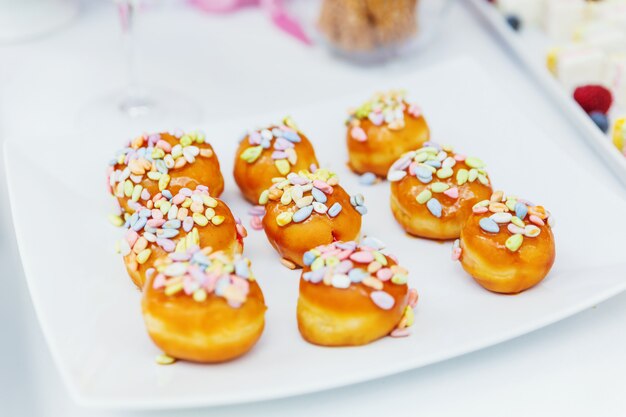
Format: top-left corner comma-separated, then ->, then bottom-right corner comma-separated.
188,0 -> 311,45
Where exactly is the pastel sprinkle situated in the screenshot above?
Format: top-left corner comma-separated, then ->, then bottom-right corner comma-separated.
443,187 -> 459,199
328,202 -> 342,218
370,291 -> 395,310
479,217 -> 499,233
276,211 -> 293,226
293,205 -> 314,223
505,234 -> 524,252
280,258 -> 297,270
155,354 -> 176,365
359,172 -> 377,185
426,198 -> 442,218
430,182 -> 449,193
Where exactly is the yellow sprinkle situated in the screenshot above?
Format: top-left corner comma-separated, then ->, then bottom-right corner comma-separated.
164,282 -> 184,296
373,251 -> 388,266
391,274 -> 407,285
147,171 -> 161,181
280,190 -> 292,205
199,148 -> 213,158
180,135 -> 192,147
211,215 -> 225,226
136,249 -> 152,264
193,213 -> 209,226
123,180 -> 134,197
190,228 -> 200,245
259,190 -> 270,205
193,289 -> 207,302
131,184 -> 143,202
158,174 -> 171,191
276,211 -> 293,226
275,159 -> 291,176
202,195 -> 218,208
204,208 -> 215,219
151,148 -> 165,159
311,257 -> 325,271
108,214 -> 124,227
155,354 -> 176,365
403,306 -> 415,327
505,234 -> 524,252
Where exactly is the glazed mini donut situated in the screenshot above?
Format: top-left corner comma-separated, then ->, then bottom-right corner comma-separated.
452,191 -> 556,294
297,238 -> 418,346
346,90 -> 429,177
387,142 -> 493,240
259,168 -> 366,267
107,130 -> 224,219
142,246 -> 266,363
233,117 -> 319,203
119,186 -> 246,289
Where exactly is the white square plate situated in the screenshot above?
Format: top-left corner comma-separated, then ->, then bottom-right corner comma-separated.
5,58 -> 626,410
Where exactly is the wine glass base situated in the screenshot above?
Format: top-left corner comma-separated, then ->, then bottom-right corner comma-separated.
76,87 -> 203,138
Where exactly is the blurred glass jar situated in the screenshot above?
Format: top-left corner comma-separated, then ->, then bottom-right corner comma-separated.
289,0 -> 454,64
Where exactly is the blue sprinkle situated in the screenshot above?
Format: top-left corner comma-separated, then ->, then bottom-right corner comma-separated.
308,269 -> 325,283
282,130 -> 301,143
355,205 -> 368,216
132,217 -> 147,231
359,172 -> 377,186
426,198 -> 442,218
260,138 -> 271,149
144,226 -> 157,234
328,202 -> 342,218
335,241 -> 357,250
234,260 -> 249,278
424,160 -> 441,168
159,228 -> 179,239
128,212 -> 139,225
479,217 -> 500,233
417,174 -> 433,184
348,268 -> 367,283
214,277 -> 230,296
303,251 -> 317,266
163,219 -> 181,229
138,208 -> 151,218
312,187 -> 327,203
514,202 -> 528,220
361,236 -> 385,250
155,159 -> 168,174
302,271 -> 313,281
271,128 -> 283,137
192,251 -> 210,266
415,166 -> 432,178
162,190 -> 173,199
355,194 -> 365,206
350,195 -> 357,206
293,205 -> 314,223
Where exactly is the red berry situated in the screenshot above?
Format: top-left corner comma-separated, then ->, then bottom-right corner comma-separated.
573,85 -> 613,114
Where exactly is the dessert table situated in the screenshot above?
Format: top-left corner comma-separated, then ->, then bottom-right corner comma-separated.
1,0 -> 625,415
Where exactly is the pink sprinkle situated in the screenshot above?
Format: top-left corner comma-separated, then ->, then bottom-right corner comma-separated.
444,187 -> 459,199
368,112 -> 384,126
203,272 -> 219,292
158,239 -> 176,252
248,131 -> 262,145
140,189 -> 151,200
376,268 -> 393,281
350,251 -> 375,263
529,215 -> 545,226
407,104 -> 422,118
350,126 -> 367,142
408,288 -> 418,308
236,224 -> 248,238
408,161 -> 418,176
271,151 -> 287,159
390,328 -> 411,338
156,140 -> 171,152
153,273 -> 166,289
312,180 -> 333,194
370,290 -> 395,310
183,276 -> 197,295
248,206 -> 265,216
454,154 -> 466,161
183,217 -> 194,232
473,206 -> 488,214
507,224 -> 525,234
151,209 -> 163,220
336,249 -> 353,260
250,216 -> 263,230
231,276 -> 250,293
172,194 -> 186,205
125,229 -> 139,247
146,219 -> 165,228
451,247 -> 462,261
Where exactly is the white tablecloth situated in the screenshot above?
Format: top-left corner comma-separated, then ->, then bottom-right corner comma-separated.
1,1 -> 625,415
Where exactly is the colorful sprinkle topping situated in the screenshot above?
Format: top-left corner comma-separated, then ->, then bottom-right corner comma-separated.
302,238 -> 417,335
453,191 -> 554,256
259,168 -> 366,226
346,90 -> 422,140
613,117 -> 626,155
150,246 -> 255,308
388,142 -> 490,218
116,186 -> 244,269
107,130 -> 213,213
240,117 -> 304,176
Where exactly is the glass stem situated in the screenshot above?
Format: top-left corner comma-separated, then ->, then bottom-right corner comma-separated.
117,0 -> 151,117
